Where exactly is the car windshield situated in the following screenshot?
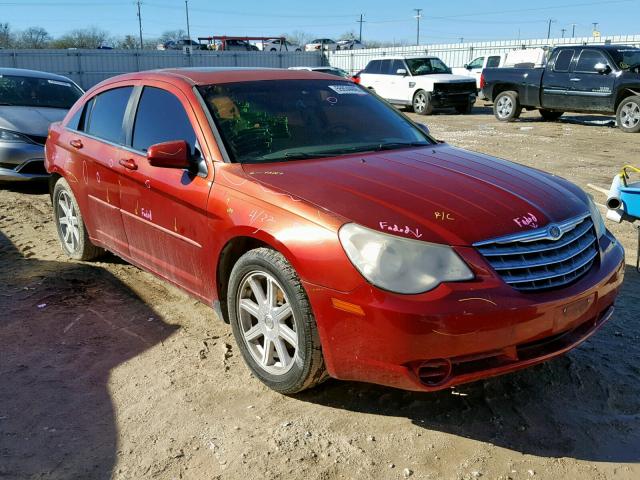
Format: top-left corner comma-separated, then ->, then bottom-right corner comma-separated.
0,74 -> 82,108
405,58 -> 451,75
198,79 -> 433,164
609,48 -> 640,69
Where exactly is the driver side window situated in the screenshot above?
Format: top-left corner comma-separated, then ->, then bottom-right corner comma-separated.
132,87 -> 199,158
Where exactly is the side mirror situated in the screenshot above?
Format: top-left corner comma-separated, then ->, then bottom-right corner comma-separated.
415,123 -> 430,135
147,140 -> 190,169
396,68 -> 407,76
464,64 -> 471,70
595,62 -> 611,74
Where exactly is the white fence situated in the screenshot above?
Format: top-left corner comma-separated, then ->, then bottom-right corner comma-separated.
0,49 -> 325,89
327,34 -> 640,74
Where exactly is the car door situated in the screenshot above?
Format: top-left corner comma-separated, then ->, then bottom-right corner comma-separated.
383,59 -> 412,103
541,49 -> 576,110
117,82 -> 214,297
360,60 -> 383,91
371,59 -> 394,99
67,85 -> 134,255
567,49 -> 617,112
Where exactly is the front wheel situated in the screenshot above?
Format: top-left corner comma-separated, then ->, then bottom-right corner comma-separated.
52,177 -> 104,261
227,248 -> 327,394
539,109 -> 564,121
493,90 -> 522,122
617,95 -> 640,133
412,90 -> 433,115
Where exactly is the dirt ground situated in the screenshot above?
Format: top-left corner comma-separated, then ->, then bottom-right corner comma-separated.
1,105 -> 640,480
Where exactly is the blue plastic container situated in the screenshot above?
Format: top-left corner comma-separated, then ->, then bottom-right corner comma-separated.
620,181 -> 640,219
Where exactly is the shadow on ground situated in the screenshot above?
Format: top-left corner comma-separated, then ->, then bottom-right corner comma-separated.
0,231 -> 179,479
298,264 -> 640,464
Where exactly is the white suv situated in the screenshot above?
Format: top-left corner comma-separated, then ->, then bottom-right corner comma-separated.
359,56 -> 477,115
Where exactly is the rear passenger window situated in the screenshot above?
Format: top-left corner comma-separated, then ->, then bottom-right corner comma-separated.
132,87 -> 198,156
365,61 -> 381,74
379,60 -> 393,75
86,87 -> 133,144
553,50 -> 574,72
486,56 -> 501,68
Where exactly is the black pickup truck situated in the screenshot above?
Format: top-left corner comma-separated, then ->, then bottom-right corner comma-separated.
481,44 -> 640,132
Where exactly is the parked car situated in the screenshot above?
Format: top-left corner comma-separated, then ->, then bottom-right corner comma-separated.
258,38 -> 302,52
481,44 -> 640,132
158,39 -> 206,51
0,68 -> 83,181
305,39 -> 338,52
359,56 -> 477,114
46,68 -> 623,394
288,66 -> 354,80
337,39 -> 365,50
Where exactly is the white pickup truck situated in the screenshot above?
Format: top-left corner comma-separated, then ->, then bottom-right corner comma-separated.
358,56 -> 478,115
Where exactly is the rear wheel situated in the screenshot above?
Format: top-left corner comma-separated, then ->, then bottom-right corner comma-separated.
227,248 -> 327,394
53,177 -> 104,261
412,90 -> 433,115
539,109 -> 564,121
617,95 -> 640,133
493,90 -> 522,122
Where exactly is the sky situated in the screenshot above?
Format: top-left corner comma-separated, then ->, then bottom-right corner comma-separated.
2,0 -> 640,45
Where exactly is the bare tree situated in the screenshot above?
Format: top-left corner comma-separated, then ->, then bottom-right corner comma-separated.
117,35 -> 139,50
281,31 -> 312,47
51,27 -> 109,49
159,29 -> 188,44
18,26 -> 50,48
0,23 -> 14,48
338,30 -> 358,41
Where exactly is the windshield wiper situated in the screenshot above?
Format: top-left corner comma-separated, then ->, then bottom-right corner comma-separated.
335,141 -> 430,154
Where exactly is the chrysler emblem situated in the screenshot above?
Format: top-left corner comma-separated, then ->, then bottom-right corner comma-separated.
547,224 -> 562,240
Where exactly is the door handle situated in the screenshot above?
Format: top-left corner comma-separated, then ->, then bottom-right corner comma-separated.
119,158 -> 138,171
569,78 -> 581,82
69,139 -> 83,149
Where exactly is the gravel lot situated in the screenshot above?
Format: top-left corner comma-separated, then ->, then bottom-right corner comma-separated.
1,105 -> 639,480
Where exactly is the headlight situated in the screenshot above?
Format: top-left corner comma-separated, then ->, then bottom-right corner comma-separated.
0,128 -> 31,144
588,196 -> 606,238
338,223 -> 474,294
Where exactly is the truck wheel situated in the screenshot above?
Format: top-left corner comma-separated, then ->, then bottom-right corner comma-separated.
412,90 -> 433,115
616,96 -> 640,133
227,247 -> 327,394
539,109 -> 564,121
53,177 -> 104,261
493,91 -> 522,122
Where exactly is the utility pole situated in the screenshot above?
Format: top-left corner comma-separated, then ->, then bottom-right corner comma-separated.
459,37 -> 464,43
357,13 -> 365,43
413,8 -> 422,46
136,0 -> 143,49
572,23 -> 576,37
185,0 -> 191,41
546,18 -> 555,39
561,28 -> 566,38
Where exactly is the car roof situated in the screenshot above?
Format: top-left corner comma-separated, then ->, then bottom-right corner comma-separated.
555,44 -> 639,51
89,67 -> 344,90
0,67 -> 75,83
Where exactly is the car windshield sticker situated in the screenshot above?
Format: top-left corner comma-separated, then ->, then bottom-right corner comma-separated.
328,84 -> 366,95
47,80 -> 72,87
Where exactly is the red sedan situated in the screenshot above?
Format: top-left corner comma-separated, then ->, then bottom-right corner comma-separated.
45,68 -> 624,394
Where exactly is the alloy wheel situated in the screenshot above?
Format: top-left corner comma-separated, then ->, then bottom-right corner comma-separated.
414,93 -> 427,113
57,190 -> 80,254
237,271 -> 298,375
496,95 -> 514,119
620,101 -> 640,129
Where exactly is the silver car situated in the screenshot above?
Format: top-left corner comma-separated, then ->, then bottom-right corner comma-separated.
0,68 -> 83,181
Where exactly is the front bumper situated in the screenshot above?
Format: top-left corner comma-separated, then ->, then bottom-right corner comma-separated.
306,233 -> 625,391
0,142 -> 48,181
431,91 -> 476,108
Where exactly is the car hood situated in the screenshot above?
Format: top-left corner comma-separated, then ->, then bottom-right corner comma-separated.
0,106 -> 68,136
242,144 -> 590,246
415,74 -> 476,83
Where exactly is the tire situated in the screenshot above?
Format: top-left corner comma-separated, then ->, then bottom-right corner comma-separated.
412,89 -> 433,115
270,48 -> 277,52
616,95 -> 640,133
493,90 -> 522,122
227,247 -> 327,394
539,109 -> 564,121
52,177 -> 104,261
455,100 -> 474,114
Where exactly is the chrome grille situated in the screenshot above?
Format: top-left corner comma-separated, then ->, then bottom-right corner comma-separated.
474,214 -> 598,292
